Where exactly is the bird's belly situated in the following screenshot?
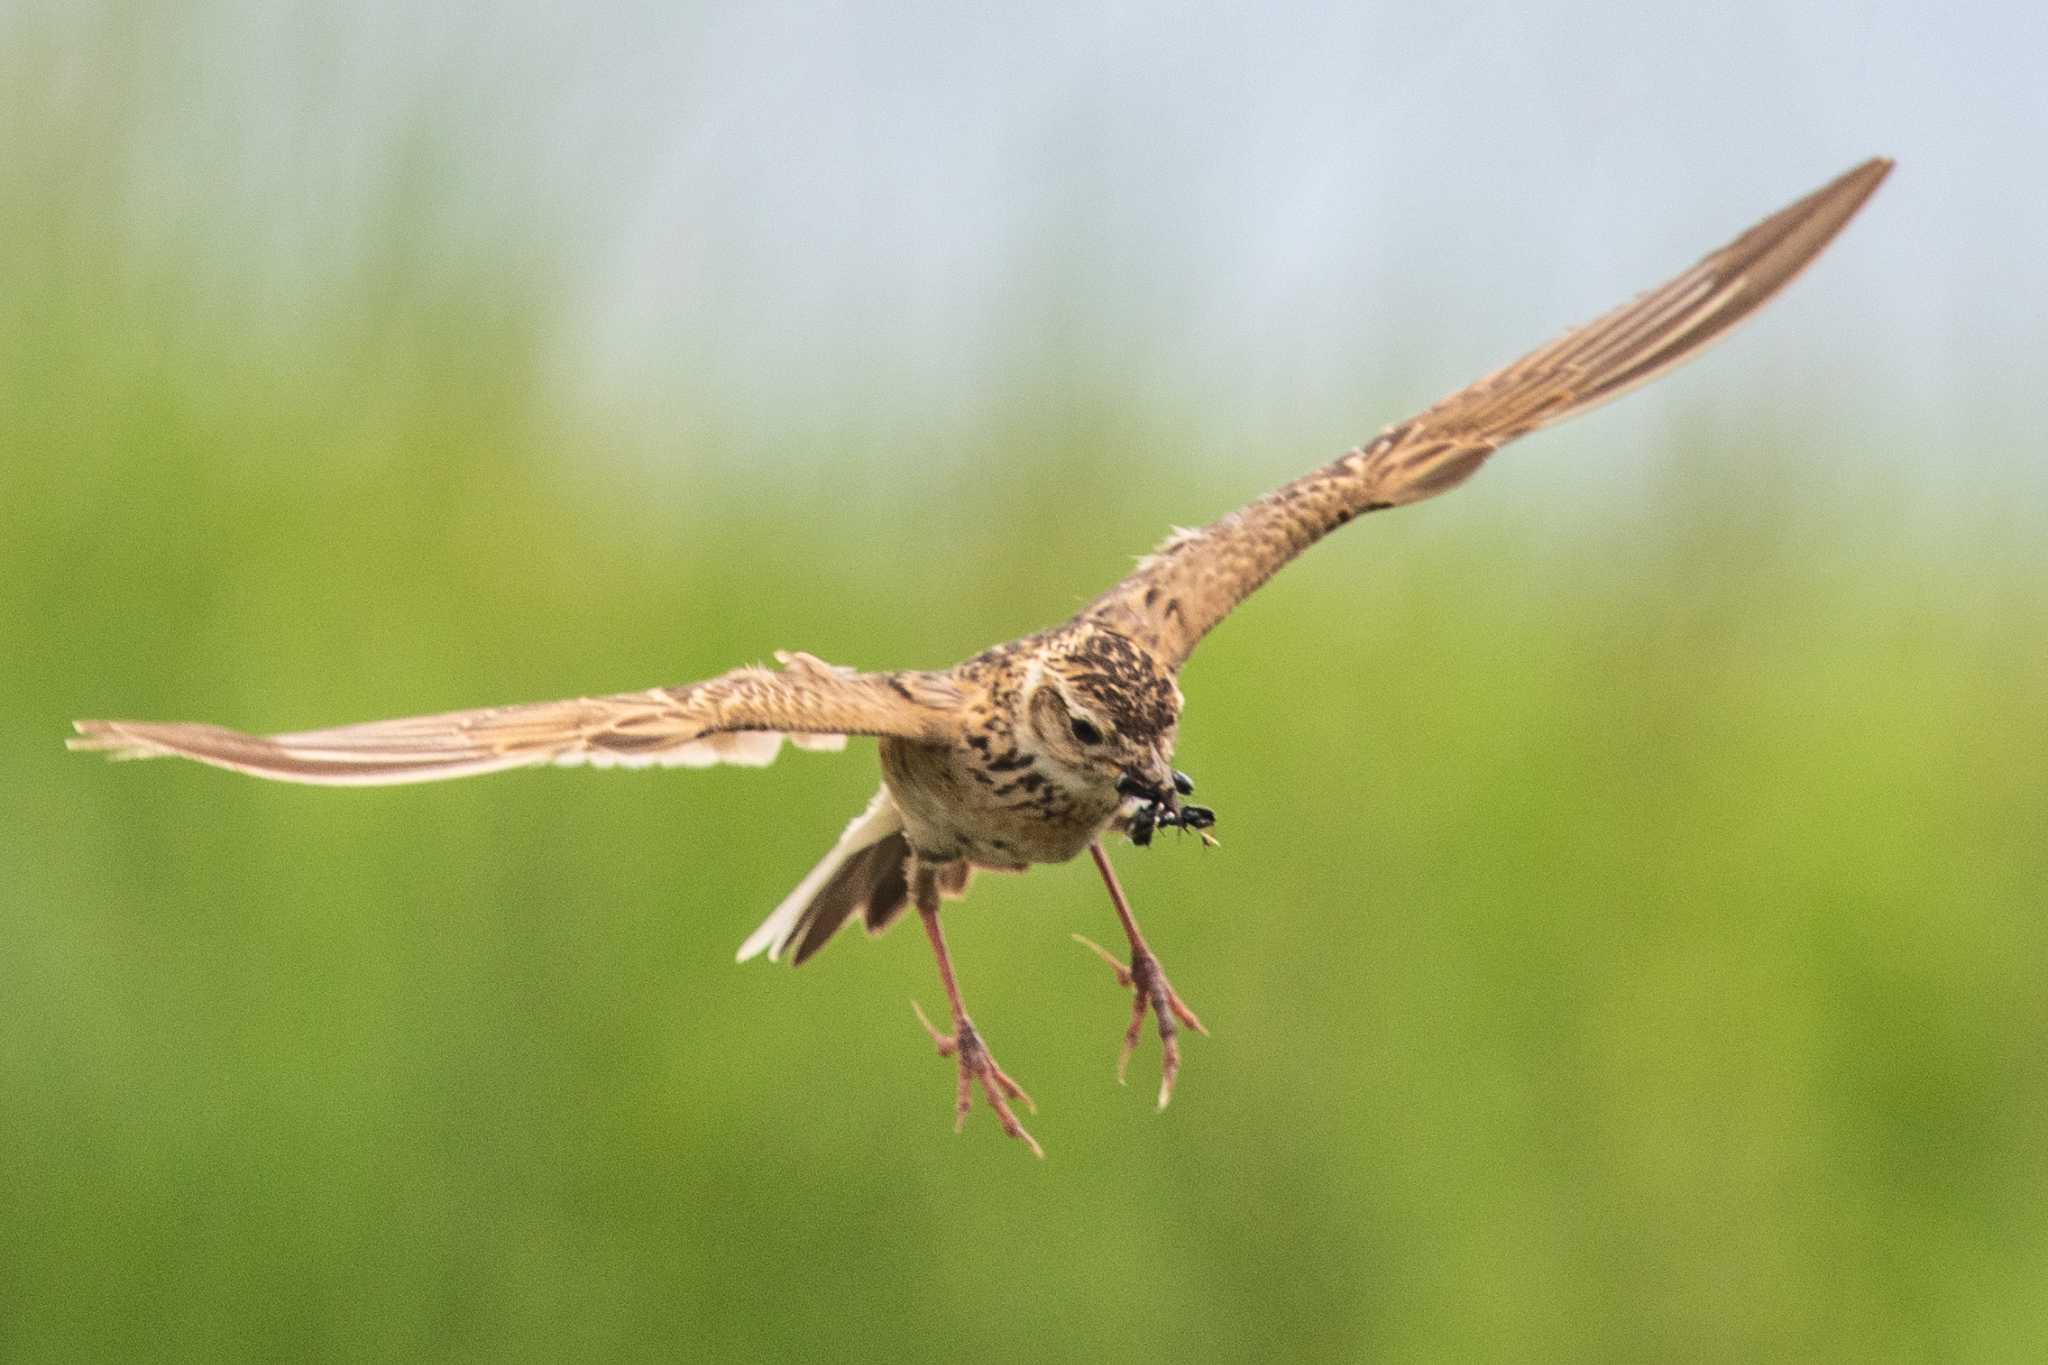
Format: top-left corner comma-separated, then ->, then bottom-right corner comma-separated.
878,737 -> 1115,867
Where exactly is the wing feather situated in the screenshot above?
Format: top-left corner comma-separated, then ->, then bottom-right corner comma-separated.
69,650 -> 962,786
1083,157 -> 1893,670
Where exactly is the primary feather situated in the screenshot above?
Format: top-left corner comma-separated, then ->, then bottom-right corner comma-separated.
69,652 -> 962,787
1084,157 -> 1894,670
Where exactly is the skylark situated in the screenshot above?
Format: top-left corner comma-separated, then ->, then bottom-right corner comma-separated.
72,158 -> 1891,1157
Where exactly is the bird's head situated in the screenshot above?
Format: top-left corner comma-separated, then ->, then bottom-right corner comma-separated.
1019,630 -> 1182,804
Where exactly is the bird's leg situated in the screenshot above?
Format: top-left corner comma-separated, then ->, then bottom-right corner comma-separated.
1075,840 -> 1208,1109
909,860 -> 1041,1158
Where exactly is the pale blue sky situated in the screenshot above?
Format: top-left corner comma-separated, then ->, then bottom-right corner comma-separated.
20,1 -> 2046,509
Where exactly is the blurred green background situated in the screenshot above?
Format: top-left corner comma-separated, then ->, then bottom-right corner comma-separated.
6,5 -> 2046,1362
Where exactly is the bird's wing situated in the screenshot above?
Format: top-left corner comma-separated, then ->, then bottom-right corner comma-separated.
69,651 -> 964,786
1081,157 -> 1893,671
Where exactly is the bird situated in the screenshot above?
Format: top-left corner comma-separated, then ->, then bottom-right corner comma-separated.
71,157 -> 1892,1157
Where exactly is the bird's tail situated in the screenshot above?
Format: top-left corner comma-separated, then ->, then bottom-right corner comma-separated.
738,788 -> 970,966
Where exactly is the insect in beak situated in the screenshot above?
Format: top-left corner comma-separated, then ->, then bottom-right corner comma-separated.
1121,769 -> 1218,848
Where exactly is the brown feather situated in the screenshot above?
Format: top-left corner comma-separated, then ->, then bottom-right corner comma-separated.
70,652 -> 964,787
1082,158 -> 1893,670
790,833 -> 911,965
783,836 -> 979,964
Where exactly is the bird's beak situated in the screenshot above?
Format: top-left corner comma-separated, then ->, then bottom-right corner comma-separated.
1116,758 -> 1179,810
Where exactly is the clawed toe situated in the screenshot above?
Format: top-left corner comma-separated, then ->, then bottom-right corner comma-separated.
1072,934 -> 1208,1109
911,1000 -> 1042,1158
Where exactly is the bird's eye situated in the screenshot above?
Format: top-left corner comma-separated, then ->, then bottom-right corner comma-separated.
1069,717 -> 1103,745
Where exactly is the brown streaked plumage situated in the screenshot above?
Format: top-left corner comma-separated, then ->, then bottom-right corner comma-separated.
70,650 -> 961,783
1083,157 -> 1895,670
70,157 -> 1892,1157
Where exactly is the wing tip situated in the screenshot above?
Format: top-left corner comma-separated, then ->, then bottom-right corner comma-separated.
1764,156 -> 1893,261
67,720 -> 161,759
1822,155 -> 1895,222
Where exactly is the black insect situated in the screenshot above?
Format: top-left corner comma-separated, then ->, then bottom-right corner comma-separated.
1123,769 -> 1217,848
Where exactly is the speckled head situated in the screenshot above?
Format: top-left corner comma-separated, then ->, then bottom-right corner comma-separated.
1018,628 -> 1182,797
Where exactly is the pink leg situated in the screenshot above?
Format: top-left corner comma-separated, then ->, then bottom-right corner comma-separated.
1075,840 -> 1208,1109
910,863 -> 1042,1158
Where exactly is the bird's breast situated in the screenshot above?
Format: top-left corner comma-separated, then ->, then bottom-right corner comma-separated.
878,736 -> 1116,867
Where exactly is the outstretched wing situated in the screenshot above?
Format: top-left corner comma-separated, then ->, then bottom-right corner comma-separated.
69,651 -> 964,786
1083,157 -> 1893,671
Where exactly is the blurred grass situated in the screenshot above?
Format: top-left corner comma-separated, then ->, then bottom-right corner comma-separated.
6,14 -> 2048,1364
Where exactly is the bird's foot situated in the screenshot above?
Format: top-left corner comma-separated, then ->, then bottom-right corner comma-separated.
1072,934 -> 1209,1109
911,1000 -> 1042,1158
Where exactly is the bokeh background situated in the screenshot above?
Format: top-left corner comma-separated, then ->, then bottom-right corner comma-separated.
6,3 -> 2045,1360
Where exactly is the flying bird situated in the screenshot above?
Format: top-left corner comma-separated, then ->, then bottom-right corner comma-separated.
72,158 -> 1892,1157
